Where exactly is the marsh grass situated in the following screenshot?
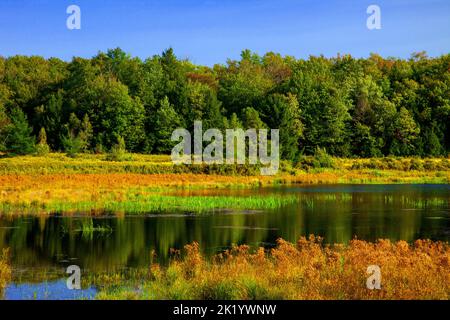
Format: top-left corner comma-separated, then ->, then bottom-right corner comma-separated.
0,249 -> 11,296
95,237 -> 450,300
0,185 -> 448,215
0,154 -> 448,183
0,195 -> 301,215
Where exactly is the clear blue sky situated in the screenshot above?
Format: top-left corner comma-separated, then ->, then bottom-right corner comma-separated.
0,0 -> 449,65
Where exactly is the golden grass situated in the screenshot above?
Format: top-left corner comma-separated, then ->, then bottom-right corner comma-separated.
97,237 -> 450,300
0,249 -> 11,295
0,154 -> 448,215
0,170 -> 447,215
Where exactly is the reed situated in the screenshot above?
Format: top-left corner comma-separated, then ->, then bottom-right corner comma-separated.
0,249 -> 11,296
0,194 -> 301,215
96,237 -> 450,300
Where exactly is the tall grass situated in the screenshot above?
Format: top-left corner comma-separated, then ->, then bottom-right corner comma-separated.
96,237 -> 450,300
0,249 -> 11,296
0,154 -> 449,178
0,194 -> 300,215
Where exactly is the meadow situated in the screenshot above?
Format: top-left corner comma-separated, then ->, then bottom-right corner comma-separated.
1,153 -> 450,178
0,154 -> 449,215
0,154 -> 449,300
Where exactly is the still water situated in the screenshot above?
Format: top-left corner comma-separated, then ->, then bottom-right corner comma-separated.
0,184 -> 449,298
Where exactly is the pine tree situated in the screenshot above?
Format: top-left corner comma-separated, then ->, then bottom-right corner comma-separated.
152,96 -> 182,154
107,135 -> 130,161
36,127 -> 50,155
79,114 -> 93,152
6,107 -> 35,155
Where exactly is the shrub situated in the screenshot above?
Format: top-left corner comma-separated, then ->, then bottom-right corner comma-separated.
98,237 -> 450,300
410,158 -> 424,171
35,128 -> 51,156
61,134 -> 84,158
106,136 -> 132,161
423,159 -> 436,171
312,147 -> 335,169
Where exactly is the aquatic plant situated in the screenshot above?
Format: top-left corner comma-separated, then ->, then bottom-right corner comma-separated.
1,194 -> 301,215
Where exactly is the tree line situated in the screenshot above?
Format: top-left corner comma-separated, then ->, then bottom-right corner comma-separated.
0,48 -> 449,160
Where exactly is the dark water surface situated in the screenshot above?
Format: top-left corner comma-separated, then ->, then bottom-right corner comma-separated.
0,184 -> 449,298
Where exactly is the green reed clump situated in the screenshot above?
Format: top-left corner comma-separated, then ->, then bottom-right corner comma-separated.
0,195 -> 301,215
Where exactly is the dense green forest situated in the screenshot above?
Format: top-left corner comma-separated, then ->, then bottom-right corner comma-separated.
0,48 -> 449,160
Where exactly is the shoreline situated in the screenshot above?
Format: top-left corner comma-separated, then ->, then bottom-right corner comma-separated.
0,154 -> 448,215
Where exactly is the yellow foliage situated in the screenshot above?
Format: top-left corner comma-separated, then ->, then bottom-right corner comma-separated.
0,249 -> 11,295
141,237 -> 450,300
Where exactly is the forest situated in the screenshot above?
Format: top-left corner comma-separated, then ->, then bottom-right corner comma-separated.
0,48 -> 449,160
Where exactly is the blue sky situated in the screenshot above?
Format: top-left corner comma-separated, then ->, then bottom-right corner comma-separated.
0,0 -> 449,65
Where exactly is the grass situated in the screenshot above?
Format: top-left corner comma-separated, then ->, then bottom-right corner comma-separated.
0,194 -> 300,215
3,237 -> 449,300
94,236 -> 450,300
0,249 -> 11,295
0,153 -> 449,181
0,154 -> 448,215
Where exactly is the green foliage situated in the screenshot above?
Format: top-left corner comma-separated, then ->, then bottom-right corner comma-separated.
35,127 -> 50,156
312,147 -> 335,168
0,49 -> 449,159
5,107 -> 35,155
265,93 -> 303,161
0,104 -> 10,152
61,133 -> 84,158
107,136 -> 131,161
151,97 -> 183,154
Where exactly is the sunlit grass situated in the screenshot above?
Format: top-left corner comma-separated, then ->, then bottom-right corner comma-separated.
0,194 -> 300,215
0,249 -> 11,296
0,154 -> 448,185
95,236 -> 450,300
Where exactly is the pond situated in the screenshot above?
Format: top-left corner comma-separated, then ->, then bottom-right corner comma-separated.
0,184 -> 449,299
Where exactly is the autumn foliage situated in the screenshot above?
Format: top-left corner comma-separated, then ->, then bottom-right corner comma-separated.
137,237 -> 450,300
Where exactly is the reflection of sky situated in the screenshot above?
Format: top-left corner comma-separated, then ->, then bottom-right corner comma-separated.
4,279 -> 97,300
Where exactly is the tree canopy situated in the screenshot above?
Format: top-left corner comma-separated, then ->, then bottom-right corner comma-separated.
0,49 -> 449,159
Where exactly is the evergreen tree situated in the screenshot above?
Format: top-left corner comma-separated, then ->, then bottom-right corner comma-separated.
152,97 -> 183,154
36,127 -> 50,155
5,107 -> 35,155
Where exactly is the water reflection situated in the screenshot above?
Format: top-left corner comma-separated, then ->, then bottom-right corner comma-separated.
0,184 -> 448,272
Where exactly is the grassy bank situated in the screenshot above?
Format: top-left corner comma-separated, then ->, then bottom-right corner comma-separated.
94,237 -> 450,300
0,153 -> 449,178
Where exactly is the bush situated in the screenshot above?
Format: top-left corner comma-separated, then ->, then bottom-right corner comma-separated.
423,160 -> 436,171
61,134 -> 84,158
410,158 -> 424,171
107,136 -> 132,161
35,128 -> 50,156
312,147 -> 335,169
